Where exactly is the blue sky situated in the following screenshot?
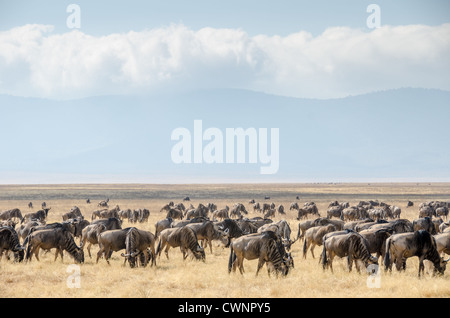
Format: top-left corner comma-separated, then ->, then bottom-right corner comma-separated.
0,1 -> 449,183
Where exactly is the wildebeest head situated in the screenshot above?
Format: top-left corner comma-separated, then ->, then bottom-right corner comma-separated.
434,257 -> 449,276
192,245 -> 205,261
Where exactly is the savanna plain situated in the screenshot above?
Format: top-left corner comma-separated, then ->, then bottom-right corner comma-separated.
0,183 -> 449,298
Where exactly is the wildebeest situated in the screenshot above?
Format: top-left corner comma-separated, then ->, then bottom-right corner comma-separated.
257,220 -> 292,250
419,205 -> 435,218
155,217 -> 173,238
313,217 -> 344,230
436,207 -> 449,221
230,203 -> 248,219
156,226 -> 205,261
186,221 -> 228,253
211,207 -> 229,221
390,206 -> 402,219
434,232 -> 450,255
139,209 -> 150,223
166,208 -> 184,220
228,231 -> 290,277
25,227 -> 84,263
303,224 -> 337,259
327,206 -> 343,220
96,228 -> 131,264
359,228 -> 392,261
62,206 -> 83,221
81,223 -> 107,258
321,231 -> 378,273
22,208 -> 50,224
98,199 -> 109,207
121,227 -> 156,268
294,219 -> 316,243
0,227 -> 25,262
412,217 -> 436,235
0,209 -> 24,223
384,230 -> 448,277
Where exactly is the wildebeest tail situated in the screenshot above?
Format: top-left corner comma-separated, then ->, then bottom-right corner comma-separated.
321,243 -> 327,269
302,236 -> 307,258
156,237 -> 162,257
228,244 -> 236,273
384,237 -> 392,271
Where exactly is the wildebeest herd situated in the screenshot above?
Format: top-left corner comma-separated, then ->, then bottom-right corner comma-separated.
0,198 -> 449,278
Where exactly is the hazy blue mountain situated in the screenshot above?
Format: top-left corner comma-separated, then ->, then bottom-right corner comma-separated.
0,88 -> 449,183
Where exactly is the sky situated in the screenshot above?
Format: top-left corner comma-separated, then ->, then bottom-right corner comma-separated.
0,1 -> 449,183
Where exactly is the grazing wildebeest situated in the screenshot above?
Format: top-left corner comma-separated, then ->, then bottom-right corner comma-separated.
22,208 -> 50,224
25,227 -> 84,263
120,227 -> 156,268
156,226 -> 205,261
321,231 -> 378,273
257,220 -> 292,250
28,202 -> 33,209
302,224 -> 337,259
186,221 -> 228,253
230,203 -> 248,219
304,202 -> 320,217
228,231 -> 290,277
0,227 -> 25,262
384,230 -> 448,277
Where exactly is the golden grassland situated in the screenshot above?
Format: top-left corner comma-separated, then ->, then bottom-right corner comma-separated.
0,183 -> 449,298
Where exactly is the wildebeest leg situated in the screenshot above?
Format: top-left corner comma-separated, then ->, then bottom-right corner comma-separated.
33,246 -> 41,262
256,257 -> 265,277
238,256 -> 245,275
328,252 -> 335,273
164,245 -> 171,259
96,246 -> 104,264
310,243 -> 316,259
418,257 -> 425,277
207,240 -> 213,254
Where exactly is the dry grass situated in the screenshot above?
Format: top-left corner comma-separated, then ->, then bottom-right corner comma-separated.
0,183 -> 449,298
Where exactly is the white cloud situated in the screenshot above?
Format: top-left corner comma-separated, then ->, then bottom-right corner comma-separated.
0,23 -> 449,99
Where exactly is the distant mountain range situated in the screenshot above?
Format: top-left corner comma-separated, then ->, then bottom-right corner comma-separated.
0,88 -> 449,183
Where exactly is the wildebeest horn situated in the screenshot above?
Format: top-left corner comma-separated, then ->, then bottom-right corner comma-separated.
120,253 -> 129,257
